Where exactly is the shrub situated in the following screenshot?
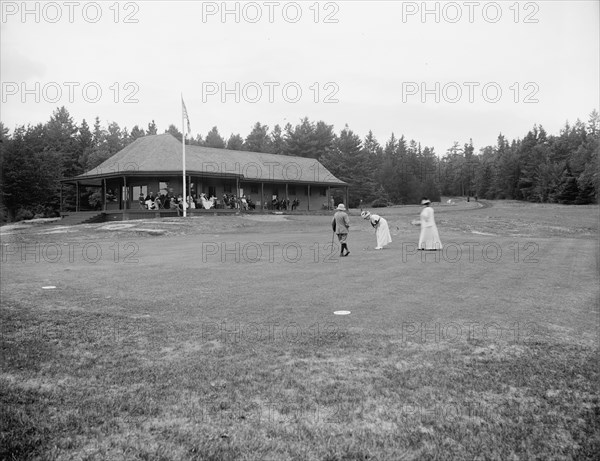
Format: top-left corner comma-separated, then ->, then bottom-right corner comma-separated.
370,198 -> 390,208
15,208 -> 34,221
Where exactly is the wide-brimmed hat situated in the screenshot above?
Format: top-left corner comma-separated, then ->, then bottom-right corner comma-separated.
420,199 -> 431,205
336,204 -> 346,211
361,210 -> 371,219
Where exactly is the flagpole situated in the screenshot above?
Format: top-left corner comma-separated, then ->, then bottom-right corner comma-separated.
182,95 -> 187,218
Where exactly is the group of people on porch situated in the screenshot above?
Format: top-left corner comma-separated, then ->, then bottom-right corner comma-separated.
222,193 -> 256,210
271,196 -> 300,211
137,191 -> 310,212
139,192 -> 187,212
138,191 -> 261,212
137,191 -> 307,213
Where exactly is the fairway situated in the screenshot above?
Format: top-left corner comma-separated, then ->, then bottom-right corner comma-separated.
1,200 -> 599,460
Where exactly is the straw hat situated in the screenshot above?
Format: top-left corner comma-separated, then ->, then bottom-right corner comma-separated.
420,199 -> 431,205
361,210 -> 371,219
336,204 -> 346,211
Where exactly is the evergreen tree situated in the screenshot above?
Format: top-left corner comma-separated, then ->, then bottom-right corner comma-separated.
283,118 -> 335,159
130,125 -> 146,142
226,133 -> 244,150
192,134 -> 204,146
165,124 -> 183,142
46,106 -> 81,178
1,125 -> 62,220
284,118 -> 315,157
78,119 -> 93,152
205,126 -> 225,148
269,124 -> 285,155
363,130 -> 382,157
320,125 -> 376,207
244,122 -> 271,152
147,120 -> 158,135
106,122 -> 124,154
555,165 -> 580,204
92,116 -> 104,147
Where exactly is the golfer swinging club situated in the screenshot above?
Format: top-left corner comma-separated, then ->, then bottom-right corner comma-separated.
332,203 -> 350,257
361,210 -> 392,250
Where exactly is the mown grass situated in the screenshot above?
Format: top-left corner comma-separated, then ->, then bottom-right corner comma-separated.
1,201 -> 599,460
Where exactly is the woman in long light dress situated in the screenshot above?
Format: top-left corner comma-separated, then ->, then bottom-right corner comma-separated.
200,193 -> 213,210
361,211 -> 392,249
418,198 -> 442,250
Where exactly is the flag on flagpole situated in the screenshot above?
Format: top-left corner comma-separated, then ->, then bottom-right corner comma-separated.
182,97 -> 191,135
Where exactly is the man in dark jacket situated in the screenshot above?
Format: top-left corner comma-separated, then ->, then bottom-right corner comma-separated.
332,204 -> 350,257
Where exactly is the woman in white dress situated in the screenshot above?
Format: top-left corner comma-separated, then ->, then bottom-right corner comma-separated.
418,198 -> 442,250
361,210 -> 392,249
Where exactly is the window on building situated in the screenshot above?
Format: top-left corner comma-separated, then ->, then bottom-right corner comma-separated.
134,186 -> 148,199
159,182 -> 169,196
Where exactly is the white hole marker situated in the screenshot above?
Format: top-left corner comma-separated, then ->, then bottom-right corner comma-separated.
334,310 -> 351,315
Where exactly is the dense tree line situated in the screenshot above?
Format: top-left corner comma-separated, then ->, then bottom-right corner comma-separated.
1,107 -> 597,221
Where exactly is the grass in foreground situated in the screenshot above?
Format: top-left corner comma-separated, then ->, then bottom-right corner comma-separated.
1,203 -> 599,460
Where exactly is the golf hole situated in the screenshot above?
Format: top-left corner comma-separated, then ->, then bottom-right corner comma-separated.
334,310 -> 351,315
42,286 -> 56,289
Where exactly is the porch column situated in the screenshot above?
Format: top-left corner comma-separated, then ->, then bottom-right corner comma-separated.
103,179 -> 107,211
123,176 -> 127,210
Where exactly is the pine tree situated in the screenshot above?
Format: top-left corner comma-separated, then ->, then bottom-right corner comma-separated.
165,125 -> 183,142
147,120 -> 158,135
130,125 -> 146,142
106,122 -> 123,153
555,165 -> 580,204
244,122 -> 271,152
269,124 -> 285,155
226,133 -> 244,150
320,125 -> 376,207
205,126 -> 225,148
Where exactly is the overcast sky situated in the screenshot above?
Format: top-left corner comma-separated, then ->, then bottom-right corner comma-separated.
1,1 -> 598,155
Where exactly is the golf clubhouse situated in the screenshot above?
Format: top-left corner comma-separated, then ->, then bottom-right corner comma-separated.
61,133 -> 349,220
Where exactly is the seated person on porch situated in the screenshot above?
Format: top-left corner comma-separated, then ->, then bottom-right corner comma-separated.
170,196 -> 180,213
139,192 -> 145,209
246,196 -> 255,210
200,193 -> 214,209
292,198 -> 300,210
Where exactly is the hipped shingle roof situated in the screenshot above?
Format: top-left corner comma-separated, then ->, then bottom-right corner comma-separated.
74,134 -> 345,185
